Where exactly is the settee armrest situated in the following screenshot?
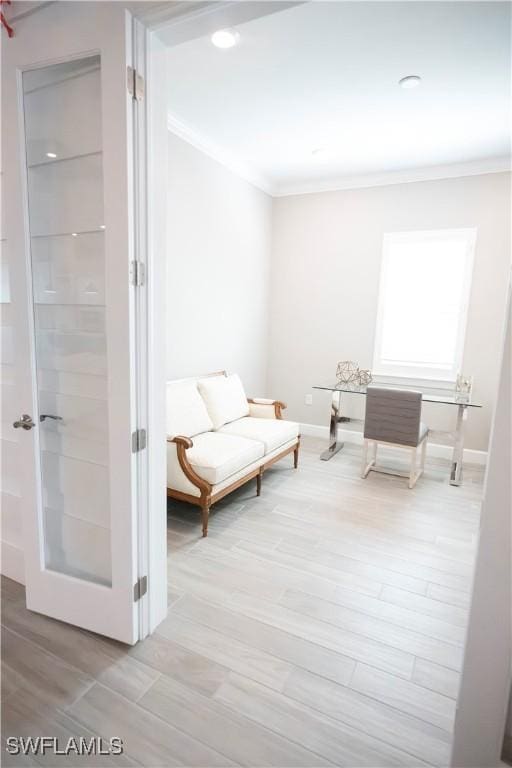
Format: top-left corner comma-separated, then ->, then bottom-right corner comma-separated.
166,435 -> 211,494
167,435 -> 193,449
247,398 -> 287,420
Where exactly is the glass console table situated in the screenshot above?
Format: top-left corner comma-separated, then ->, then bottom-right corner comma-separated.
312,382 -> 482,486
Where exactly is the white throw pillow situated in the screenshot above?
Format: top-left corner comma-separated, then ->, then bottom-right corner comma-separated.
166,380 -> 214,438
198,374 -> 250,430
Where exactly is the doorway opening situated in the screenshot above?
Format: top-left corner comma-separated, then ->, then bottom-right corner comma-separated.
142,3 -> 511,765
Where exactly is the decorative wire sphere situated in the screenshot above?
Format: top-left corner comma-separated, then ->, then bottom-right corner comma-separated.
357,369 -> 373,386
336,361 -> 360,385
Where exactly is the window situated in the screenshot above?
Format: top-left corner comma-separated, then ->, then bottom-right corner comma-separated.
373,228 -> 476,384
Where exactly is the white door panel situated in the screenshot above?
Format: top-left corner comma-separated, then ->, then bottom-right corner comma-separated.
0,491 -> 22,548
0,444 -> 21,496
2,2 -> 141,643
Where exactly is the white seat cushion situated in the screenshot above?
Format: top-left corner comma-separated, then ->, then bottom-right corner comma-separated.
198,373 -> 249,430
186,432 -> 264,485
219,417 -> 299,454
166,380 -> 213,438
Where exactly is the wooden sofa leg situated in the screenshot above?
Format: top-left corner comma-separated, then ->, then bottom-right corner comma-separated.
201,499 -> 210,537
256,469 -> 263,497
294,442 -> 300,469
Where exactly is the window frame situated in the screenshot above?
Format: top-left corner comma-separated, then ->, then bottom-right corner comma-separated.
372,228 -> 477,386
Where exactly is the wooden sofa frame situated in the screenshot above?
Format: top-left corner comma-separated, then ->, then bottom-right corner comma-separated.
167,398 -> 300,537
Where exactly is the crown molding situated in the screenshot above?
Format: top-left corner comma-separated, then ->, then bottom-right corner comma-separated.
167,112 -> 274,196
273,157 -> 511,197
166,116 -> 510,199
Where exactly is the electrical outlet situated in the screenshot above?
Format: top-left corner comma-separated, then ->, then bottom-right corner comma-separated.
305,394 -> 313,406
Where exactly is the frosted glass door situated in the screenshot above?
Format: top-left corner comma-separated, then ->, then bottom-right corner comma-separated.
4,2 -> 141,645
22,57 -> 111,586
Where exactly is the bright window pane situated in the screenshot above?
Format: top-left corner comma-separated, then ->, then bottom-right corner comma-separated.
375,230 -> 475,379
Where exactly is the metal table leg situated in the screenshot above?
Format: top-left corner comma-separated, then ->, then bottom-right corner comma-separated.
320,390 -> 344,461
450,403 -> 467,486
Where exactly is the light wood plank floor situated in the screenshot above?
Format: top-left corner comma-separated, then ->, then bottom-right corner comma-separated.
2,437 -> 483,767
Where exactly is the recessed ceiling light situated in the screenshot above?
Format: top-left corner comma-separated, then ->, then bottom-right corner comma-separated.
71,232 -> 78,237
399,75 -> 422,90
211,28 -> 240,49
99,225 -> 106,230
46,152 -> 57,159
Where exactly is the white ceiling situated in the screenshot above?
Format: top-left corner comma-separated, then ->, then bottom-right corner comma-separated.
166,2 -> 511,196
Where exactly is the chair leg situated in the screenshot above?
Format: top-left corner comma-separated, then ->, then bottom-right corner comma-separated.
412,437 -> 427,487
361,439 -> 368,477
293,442 -> 299,469
420,437 -> 427,471
361,439 -> 375,478
409,447 -> 418,489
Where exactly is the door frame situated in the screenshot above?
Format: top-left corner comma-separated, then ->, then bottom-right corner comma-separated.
450,277 -> 512,766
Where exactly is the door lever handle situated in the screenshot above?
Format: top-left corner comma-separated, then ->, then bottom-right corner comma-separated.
40,414 -> 63,422
13,414 -> 35,430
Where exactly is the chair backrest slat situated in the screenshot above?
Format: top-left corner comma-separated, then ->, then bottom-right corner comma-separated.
364,387 -> 422,447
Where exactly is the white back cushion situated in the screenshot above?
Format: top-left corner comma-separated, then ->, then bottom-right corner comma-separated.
198,373 -> 249,430
166,380 -> 213,438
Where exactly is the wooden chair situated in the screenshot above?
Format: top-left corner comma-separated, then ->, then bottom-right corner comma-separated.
361,387 -> 428,489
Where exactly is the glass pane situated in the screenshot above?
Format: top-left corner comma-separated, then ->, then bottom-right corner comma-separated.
380,237 -> 468,367
22,56 -> 112,586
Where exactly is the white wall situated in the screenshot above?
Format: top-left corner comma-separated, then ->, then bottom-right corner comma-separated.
269,172 -> 511,451
450,281 -> 511,766
167,132 -> 272,396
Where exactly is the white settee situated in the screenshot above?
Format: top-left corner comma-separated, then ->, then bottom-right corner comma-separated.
166,372 -> 300,536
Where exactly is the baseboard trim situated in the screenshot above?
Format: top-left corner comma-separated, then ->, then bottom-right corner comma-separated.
300,423 -> 488,466
1,540 -> 25,585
